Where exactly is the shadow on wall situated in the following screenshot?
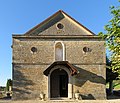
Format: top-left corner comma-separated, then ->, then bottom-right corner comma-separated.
80,94 -> 96,100
71,66 -> 106,99
30,13 -> 64,35
72,66 -> 106,87
12,65 -> 35,99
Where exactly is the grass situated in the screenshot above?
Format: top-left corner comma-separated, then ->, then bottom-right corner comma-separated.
106,80 -> 120,90
113,83 -> 120,90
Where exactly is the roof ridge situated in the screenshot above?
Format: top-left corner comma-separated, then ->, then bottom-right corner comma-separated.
24,10 -> 95,35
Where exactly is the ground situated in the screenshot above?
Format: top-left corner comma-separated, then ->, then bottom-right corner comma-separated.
0,95 -> 120,103
0,99 -> 120,103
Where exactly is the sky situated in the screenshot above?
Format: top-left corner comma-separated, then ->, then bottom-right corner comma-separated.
0,0 -> 119,86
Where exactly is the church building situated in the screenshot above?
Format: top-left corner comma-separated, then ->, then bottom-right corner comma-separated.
12,10 -> 106,100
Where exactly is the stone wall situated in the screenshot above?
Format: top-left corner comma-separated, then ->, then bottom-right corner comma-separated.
72,64 -> 106,99
37,17 -> 92,36
13,38 -> 105,64
12,37 -> 106,100
12,64 -> 48,100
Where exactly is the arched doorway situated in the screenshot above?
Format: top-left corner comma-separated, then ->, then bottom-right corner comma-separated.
50,69 -> 68,98
44,61 -> 77,99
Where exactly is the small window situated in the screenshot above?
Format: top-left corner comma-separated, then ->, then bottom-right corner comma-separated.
83,47 -> 92,52
31,47 -> 37,53
57,23 -> 64,29
55,42 -> 64,61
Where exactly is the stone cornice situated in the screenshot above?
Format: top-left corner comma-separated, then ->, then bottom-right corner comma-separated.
12,35 -> 103,40
12,62 -> 106,65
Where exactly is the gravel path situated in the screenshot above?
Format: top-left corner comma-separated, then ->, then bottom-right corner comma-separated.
0,99 -> 120,103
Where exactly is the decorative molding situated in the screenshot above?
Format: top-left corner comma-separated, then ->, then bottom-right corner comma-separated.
12,62 -> 106,65
12,35 -> 103,41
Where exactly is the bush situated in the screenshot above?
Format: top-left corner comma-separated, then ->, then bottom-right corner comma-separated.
0,92 -> 3,99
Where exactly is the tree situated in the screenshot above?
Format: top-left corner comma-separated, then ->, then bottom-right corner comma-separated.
6,79 -> 12,91
99,1 -> 120,94
106,57 -> 118,94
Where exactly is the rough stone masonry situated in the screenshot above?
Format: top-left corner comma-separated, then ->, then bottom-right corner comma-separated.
12,10 -> 106,100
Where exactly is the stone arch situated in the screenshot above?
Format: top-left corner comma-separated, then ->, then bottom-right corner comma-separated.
48,65 -> 73,99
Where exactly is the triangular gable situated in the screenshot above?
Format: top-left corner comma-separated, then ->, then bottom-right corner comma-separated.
25,10 -> 95,36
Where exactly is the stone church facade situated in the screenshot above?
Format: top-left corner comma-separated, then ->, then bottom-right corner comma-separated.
12,10 -> 106,100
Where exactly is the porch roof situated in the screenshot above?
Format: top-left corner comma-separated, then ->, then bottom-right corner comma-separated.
43,61 -> 78,76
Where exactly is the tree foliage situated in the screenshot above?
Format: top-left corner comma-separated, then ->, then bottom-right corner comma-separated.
6,79 -> 12,91
106,57 -> 119,83
99,1 -> 120,78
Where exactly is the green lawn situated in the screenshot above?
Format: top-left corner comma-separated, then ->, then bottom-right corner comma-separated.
113,82 -> 120,90
106,80 -> 120,90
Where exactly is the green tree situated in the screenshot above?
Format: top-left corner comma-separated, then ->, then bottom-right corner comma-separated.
99,1 -> 120,94
106,57 -> 118,94
6,79 -> 12,91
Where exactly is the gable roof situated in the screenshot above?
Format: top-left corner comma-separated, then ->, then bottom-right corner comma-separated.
24,10 -> 95,36
43,61 -> 78,76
